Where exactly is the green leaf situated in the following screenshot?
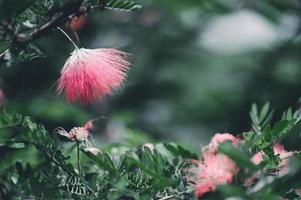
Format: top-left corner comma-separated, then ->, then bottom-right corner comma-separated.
218,185 -> 247,198
58,175 -> 96,197
0,41 -> 10,54
0,139 -> 26,149
281,121 -> 301,150
163,143 -> 198,159
263,124 -> 272,142
218,141 -> 258,170
106,0 -> 142,11
22,116 -> 38,132
250,103 -> 273,133
125,155 -> 171,186
259,102 -> 270,122
282,108 -> 293,120
250,104 -> 260,131
272,120 -> 290,138
83,150 -> 117,176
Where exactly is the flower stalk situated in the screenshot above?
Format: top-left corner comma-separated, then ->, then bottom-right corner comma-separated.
57,27 -> 79,49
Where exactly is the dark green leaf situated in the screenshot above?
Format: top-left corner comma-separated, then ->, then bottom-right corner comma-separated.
163,143 -> 198,159
0,0 -> 35,20
0,139 -> 26,149
106,0 -> 142,11
218,185 -> 247,198
0,41 -> 10,54
83,150 -> 117,175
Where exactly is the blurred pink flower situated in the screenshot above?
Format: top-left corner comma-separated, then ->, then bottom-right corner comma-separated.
203,133 -> 239,154
83,120 -> 94,130
251,144 -> 293,167
57,48 -> 130,104
190,133 -> 239,197
70,127 -> 89,141
248,143 -> 293,183
194,182 -> 215,198
54,119 -> 93,142
246,144 -> 294,186
190,154 -> 239,197
251,151 -> 264,165
273,143 -> 294,176
273,143 -> 294,159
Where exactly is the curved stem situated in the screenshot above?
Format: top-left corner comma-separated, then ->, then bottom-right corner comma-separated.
76,141 -> 81,176
57,27 -> 79,49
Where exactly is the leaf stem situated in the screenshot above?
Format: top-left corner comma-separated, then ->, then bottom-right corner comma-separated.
76,141 -> 81,176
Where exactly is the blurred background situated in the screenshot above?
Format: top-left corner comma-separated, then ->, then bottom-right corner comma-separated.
1,0 -> 301,151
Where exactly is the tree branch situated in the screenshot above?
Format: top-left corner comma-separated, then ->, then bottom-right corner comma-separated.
0,1 -> 106,67
17,3 -> 105,43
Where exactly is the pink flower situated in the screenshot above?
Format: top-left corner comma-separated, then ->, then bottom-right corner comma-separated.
57,48 -> 130,104
251,151 -> 264,165
194,182 -> 215,198
189,133 -> 240,197
273,143 -> 294,159
54,120 -> 93,142
69,127 -> 89,141
190,154 -> 239,197
203,133 -> 240,154
251,144 -> 293,166
83,120 -> 93,130
249,144 -> 293,179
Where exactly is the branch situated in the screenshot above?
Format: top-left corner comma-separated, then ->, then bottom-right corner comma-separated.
17,5 -> 100,43
17,3 -> 105,43
0,1 -> 106,67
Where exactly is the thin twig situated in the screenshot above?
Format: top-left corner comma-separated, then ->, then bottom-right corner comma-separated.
76,141 -> 81,177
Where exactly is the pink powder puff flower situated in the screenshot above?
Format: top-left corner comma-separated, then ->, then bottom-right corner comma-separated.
203,133 -> 240,155
57,48 -> 130,104
189,133 -> 240,198
54,120 -> 93,142
190,154 -> 239,197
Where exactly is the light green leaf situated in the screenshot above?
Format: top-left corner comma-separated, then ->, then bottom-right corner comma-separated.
218,141 -> 257,170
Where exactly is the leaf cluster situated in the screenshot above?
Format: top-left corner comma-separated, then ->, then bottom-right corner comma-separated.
0,109 -> 196,199
0,0 -> 142,67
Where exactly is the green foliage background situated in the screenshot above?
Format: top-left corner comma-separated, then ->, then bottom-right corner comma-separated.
2,0 -> 301,150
